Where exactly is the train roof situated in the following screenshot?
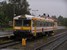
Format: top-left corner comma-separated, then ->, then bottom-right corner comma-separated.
14,15 -> 44,19
14,14 -> 55,22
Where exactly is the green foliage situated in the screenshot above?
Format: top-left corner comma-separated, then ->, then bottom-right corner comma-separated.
58,16 -> 67,26
58,16 -> 63,25
52,15 -> 57,19
0,0 -> 30,27
9,0 -> 30,15
63,18 -> 67,26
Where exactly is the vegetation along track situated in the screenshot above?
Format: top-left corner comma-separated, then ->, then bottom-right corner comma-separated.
35,31 -> 67,50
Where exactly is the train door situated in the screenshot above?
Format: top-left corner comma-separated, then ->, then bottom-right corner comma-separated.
32,20 -> 37,36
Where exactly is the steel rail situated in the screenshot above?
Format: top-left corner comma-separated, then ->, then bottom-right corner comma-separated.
35,31 -> 67,50
0,31 -> 67,50
0,41 -> 21,49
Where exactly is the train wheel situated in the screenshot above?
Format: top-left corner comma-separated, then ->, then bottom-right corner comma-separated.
45,31 -> 53,36
45,32 -> 49,36
13,32 -> 22,41
46,34 -> 49,36
51,31 -> 54,36
48,31 -> 54,36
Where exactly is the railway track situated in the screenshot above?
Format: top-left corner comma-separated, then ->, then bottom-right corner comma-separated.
0,35 -> 21,49
4,31 -> 67,50
0,29 -> 67,50
35,31 -> 67,50
0,40 -> 21,49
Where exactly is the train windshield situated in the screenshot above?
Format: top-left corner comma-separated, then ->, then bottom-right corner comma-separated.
15,20 -> 22,26
23,20 -> 31,26
15,20 -> 31,26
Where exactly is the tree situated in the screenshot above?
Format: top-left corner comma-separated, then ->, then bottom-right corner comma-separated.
0,1 -> 8,26
63,18 -> 67,26
9,0 -> 30,16
0,0 -> 30,27
58,15 -> 64,25
52,15 -> 57,19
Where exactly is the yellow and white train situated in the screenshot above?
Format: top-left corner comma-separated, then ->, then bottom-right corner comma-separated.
13,15 -> 57,38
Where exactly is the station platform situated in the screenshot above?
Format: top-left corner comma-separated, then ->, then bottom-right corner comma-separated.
0,31 -> 14,38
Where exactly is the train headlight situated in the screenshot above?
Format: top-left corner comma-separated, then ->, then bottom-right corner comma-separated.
14,27 -> 21,29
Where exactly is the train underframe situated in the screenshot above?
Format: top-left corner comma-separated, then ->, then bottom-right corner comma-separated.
13,30 -> 54,40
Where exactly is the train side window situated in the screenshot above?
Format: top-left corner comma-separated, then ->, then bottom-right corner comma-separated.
51,22 -> 52,26
49,22 -> 52,26
43,22 -> 46,27
50,22 -> 52,26
41,21 -> 43,27
49,22 -> 51,26
42,21 -> 44,27
46,22 -> 48,27
33,20 -> 40,27
33,20 -> 39,27
38,21 -> 40,27
44,22 -> 45,26
46,22 -> 50,27
50,22 -> 54,26
40,21 -> 42,27
52,22 -> 54,26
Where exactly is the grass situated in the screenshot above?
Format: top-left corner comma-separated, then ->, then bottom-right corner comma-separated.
0,27 -> 13,31
4,27 -> 13,30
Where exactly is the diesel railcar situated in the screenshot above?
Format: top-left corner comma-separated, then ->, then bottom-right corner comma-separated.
13,15 -> 57,38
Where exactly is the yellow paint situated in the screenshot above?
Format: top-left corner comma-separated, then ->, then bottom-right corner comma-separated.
31,20 -> 32,31
13,26 -> 31,30
14,27 -> 21,29
22,38 -> 26,46
22,27 -> 31,30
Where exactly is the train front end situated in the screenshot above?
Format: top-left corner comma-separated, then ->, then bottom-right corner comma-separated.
13,15 -> 32,39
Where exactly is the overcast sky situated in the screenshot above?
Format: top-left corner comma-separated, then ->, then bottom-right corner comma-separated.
0,0 -> 3,2
27,0 -> 67,17
0,0 -> 67,17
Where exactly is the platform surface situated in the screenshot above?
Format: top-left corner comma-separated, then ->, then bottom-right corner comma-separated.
0,31 -> 13,38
